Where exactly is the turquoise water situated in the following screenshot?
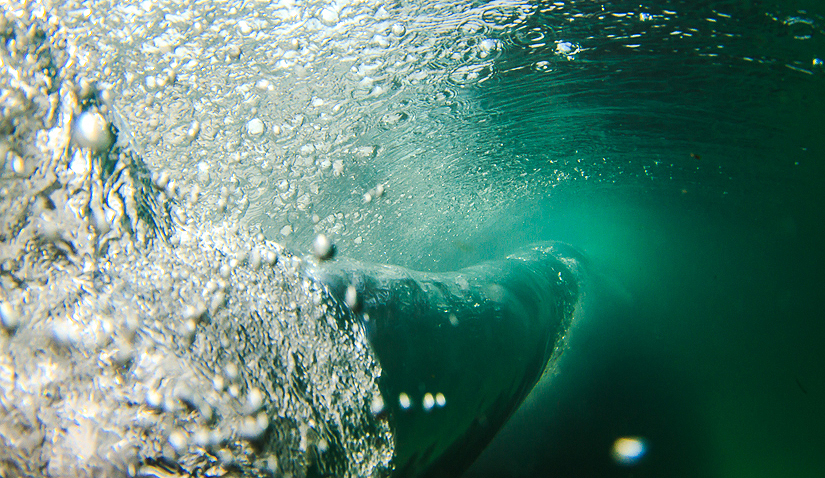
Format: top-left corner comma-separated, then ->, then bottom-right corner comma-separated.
437,2 -> 825,477
265,0 -> 825,475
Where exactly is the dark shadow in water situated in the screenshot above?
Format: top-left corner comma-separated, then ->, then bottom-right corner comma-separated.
464,273 -> 713,478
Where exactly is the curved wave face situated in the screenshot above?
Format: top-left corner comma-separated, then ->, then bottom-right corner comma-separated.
310,242 -> 584,477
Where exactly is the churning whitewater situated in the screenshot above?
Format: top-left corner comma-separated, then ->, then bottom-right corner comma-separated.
0,1 -> 584,477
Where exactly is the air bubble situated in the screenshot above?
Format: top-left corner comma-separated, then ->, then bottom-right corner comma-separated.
224,363 -> 239,381
0,301 -> 20,331
319,7 -> 339,25
249,248 -> 262,269
247,118 -> 265,136
435,393 -> 446,407
612,436 -> 647,465
182,303 -> 205,323
370,395 -> 385,414
345,285 -> 360,311
391,23 -> 406,37
532,60 -> 552,72
155,170 -> 170,189
226,44 -> 242,61
246,387 -> 264,413
237,20 -> 253,35
448,63 -> 494,85
371,35 -> 390,48
186,121 -> 200,141
146,389 -> 163,408
313,234 -> 335,260
422,393 -> 435,411
513,27 -> 546,47
73,110 -> 114,152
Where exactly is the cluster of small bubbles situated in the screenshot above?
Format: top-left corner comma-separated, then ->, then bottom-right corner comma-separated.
239,413 -> 271,440
362,183 -> 385,203
0,18 -> 395,467
478,38 -> 501,58
448,62 -> 495,85
480,3 -> 532,31
378,111 -> 409,129
555,41 -> 582,60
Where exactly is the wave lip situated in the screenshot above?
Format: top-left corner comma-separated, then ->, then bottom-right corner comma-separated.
310,242 -> 585,478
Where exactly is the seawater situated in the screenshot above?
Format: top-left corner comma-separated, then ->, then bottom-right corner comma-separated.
19,0 -> 823,475
448,2 -> 825,478
282,1 -> 825,474
310,1 -> 825,476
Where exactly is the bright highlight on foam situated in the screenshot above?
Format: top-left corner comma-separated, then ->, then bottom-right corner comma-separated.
611,436 -> 646,465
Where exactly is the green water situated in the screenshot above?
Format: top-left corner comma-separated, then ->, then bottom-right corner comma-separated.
292,0 -> 825,474
440,1 -> 825,477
